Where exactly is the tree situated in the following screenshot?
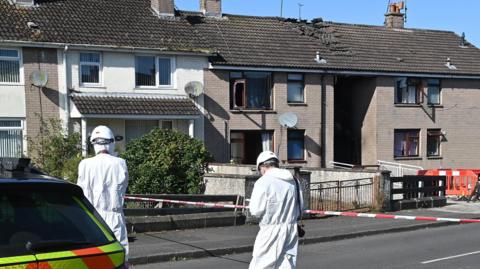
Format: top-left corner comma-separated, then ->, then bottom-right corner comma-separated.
121,128 -> 213,194
28,117 -> 83,183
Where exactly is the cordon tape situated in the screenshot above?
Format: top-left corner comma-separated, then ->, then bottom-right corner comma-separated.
124,195 -> 480,224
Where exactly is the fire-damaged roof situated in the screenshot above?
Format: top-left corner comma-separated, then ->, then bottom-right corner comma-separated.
1,0 -> 480,76
70,93 -> 201,116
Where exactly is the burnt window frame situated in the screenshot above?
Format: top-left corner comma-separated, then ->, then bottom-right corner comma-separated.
229,71 -> 273,110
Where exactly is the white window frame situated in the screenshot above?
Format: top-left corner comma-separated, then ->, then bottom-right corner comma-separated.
135,55 -> 176,89
0,48 -> 23,85
0,119 -> 24,158
79,52 -> 103,87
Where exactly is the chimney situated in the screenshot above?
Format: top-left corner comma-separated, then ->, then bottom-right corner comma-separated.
200,0 -> 221,17
384,1 -> 405,29
152,0 -> 175,17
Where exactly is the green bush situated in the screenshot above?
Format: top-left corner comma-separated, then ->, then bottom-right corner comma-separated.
28,117 -> 82,183
121,128 -> 213,194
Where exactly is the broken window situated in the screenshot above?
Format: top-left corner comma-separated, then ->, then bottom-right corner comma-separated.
395,78 -> 422,104
230,131 -> 273,164
427,129 -> 442,157
394,129 -> 419,157
230,72 -> 272,110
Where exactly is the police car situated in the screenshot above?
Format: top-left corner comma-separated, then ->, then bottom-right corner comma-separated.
0,158 -> 127,269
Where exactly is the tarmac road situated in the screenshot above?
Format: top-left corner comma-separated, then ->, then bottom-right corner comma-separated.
136,221 -> 480,269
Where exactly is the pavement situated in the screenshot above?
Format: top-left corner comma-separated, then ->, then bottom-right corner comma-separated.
129,199 -> 480,266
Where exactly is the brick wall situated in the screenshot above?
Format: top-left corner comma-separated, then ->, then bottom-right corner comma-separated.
204,69 -> 332,167
23,48 -> 60,155
373,77 -> 480,169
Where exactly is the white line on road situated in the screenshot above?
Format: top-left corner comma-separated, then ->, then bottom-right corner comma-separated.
421,250 -> 480,264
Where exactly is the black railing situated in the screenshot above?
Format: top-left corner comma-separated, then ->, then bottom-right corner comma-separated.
389,176 -> 446,210
309,178 -> 374,211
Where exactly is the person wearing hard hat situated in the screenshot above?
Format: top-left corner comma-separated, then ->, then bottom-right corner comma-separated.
249,151 -> 303,269
77,125 -> 130,259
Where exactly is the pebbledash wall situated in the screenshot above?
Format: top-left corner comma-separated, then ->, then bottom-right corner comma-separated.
361,77 -> 480,169
203,69 -> 335,167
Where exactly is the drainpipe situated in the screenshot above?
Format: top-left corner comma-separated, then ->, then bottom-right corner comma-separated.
63,45 -> 70,133
321,75 -> 326,168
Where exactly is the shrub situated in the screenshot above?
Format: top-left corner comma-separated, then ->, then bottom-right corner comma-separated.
28,117 -> 82,183
121,128 -> 214,194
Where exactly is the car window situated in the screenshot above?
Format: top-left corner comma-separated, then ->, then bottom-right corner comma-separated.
0,190 -> 111,258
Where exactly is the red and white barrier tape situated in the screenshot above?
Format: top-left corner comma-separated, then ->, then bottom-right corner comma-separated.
124,195 -> 247,209
125,196 -> 480,223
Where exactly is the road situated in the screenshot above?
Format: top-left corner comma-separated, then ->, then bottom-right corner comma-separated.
135,222 -> 480,269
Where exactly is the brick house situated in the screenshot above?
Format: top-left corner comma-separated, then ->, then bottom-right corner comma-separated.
189,1 -> 480,168
0,0 -> 213,156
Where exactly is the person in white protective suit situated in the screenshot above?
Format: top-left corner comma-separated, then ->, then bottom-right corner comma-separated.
77,125 -> 129,259
249,151 -> 303,269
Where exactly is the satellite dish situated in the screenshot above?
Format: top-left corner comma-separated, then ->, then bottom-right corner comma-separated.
184,81 -> 204,97
278,112 -> 298,128
31,70 -> 48,87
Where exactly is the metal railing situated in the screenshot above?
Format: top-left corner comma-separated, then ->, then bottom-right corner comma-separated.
309,178 -> 374,211
329,161 -> 355,170
378,160 -> 423,177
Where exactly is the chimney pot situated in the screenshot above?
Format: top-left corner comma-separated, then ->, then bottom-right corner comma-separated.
384,2 -> 405,29
200,0 -> 222,17
152,0 -> 175,17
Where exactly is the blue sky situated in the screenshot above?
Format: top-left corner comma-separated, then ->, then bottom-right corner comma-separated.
175,0 -> 479,47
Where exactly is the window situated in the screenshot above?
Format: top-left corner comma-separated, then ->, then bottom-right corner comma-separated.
427,79 -> 441,105
0,190 -> 110,257
79,52 -> 101,85
427,129 -> 442,157
230,72 -> 272,110
287,74 -> 304,103
135,56 -> 173,87
0,120 -> 23,158
230,131 -> 273,164
288,130 -> 305,161
394,129 -> 419,157
395,78 -> 421,104
0,49 -> 20,83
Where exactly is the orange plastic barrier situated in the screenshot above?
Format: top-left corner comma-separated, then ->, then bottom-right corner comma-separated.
417,169 -> 480,196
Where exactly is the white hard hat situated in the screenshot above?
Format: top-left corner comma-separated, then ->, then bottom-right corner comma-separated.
90,125 -> 115,144
256,151 -> 279,171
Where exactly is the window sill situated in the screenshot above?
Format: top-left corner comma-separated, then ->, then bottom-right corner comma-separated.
394,156 -> 422,161
0,83 -> 24,86
394,103 -> 421,107
427,156 -> 442,160
79,85 -> 107,89
287,160 -> 307,164
287,103 -> 307,106
427,104 -> 443,108
230,109 -> 276,114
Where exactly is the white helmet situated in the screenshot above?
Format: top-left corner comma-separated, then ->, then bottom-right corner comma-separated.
90,125 -> 115,154
256,151 -> 279,171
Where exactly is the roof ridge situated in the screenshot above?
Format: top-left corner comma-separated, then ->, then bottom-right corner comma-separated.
323,21 -> 456,34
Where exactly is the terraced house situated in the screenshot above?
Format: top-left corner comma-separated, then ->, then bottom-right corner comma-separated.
0,0 -> 211,156
1,0 -> 480,170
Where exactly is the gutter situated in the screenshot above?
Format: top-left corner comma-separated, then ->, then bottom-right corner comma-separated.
211,65 -> 480,80
0,40 -> 213,56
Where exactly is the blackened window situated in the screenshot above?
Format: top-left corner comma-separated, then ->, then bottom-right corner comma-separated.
427,129 -> 442,157
394,129 -> 420,157
230,72 -> 272,110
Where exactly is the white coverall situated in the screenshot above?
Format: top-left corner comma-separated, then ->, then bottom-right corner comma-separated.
77,153 -> 129,258
249,168 -> 303,269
